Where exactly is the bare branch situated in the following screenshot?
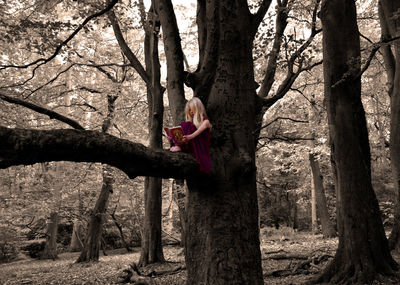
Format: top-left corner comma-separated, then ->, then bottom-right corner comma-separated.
259,135 -> 314,142
257,0 -> 289,99
0,0 -> 119,71
254,116 -> 309,134
332,35 -> 400,89
0,93 -> 84,130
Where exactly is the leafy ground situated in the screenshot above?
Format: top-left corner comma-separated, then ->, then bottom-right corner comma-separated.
0,230 -> 398,284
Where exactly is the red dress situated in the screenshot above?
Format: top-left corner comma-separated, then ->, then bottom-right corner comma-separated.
180,121 -> 211,173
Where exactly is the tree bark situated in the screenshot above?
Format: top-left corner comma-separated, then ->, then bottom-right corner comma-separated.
40,212 -> 59,260
77,92 -> 118,262
138,4 -> 166,266
76,165 -> 113,262
172,179 -> 187,247
379,0 -> 400,252
309,153 -> 336,238
316,0 -> 398,283
110,212 -> 131,252
181,2 -> 263,283
69,219 -> 83,252
0,126 -> 199,179
40,163 -> 62,259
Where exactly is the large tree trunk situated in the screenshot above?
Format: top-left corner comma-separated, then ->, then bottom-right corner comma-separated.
379,0 -> 400,252
309,153 -> 336,238
182,4 -> 263,284
138,5 -> 166,267
76,165 -> 113,262
316,0 -> 398,283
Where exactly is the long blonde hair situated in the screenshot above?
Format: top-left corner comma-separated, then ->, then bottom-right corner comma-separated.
185,97 -> 208,128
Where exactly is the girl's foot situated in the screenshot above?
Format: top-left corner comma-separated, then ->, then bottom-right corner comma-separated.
170,146 -> 181,152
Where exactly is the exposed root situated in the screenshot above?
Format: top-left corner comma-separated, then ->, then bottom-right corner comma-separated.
307,258 -> 399,285
119,261 -> 186,284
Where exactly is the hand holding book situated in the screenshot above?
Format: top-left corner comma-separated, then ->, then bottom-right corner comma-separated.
164,126 -> 184,145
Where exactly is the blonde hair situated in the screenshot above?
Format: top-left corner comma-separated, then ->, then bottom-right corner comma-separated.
185,97 -> 208,128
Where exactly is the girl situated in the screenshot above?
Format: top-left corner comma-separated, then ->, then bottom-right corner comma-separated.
169,97 -> 212,173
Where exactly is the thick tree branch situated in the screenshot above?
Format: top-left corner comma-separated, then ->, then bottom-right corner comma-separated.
286,0 -> 321,70
185,0 -> 218,104
0,93 -> 84,130
258,0 -> 321,103
257,0 -> 289,99
196,0 -> 207,69
0,126 -> 199,179
250,0 -> 273,36
155,0 -> 186,123
262,59 -> 323,108
107,10 -> 150,85
0,0 -> 119,71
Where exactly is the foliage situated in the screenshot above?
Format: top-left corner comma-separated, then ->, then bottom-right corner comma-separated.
0,227 -> 19,263
21,240 -> 46,259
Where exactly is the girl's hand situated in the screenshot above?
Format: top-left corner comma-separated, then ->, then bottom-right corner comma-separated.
182,134 -> 193,142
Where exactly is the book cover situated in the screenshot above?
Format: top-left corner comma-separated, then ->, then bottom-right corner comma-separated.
164,126 -> 184,144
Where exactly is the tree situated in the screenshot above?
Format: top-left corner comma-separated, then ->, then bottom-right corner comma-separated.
378,0 -> 400,252
308,94 -> 336,237
0,0 -> 322,283
40,163 -> 62,260
138,3 -> 166,266
107,1 -> 167,265
315,0 -> 398,283
77,94 -> 118,262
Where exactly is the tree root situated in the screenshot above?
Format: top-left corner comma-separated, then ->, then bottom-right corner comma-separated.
264,254 -> 333,278
119,262 -> 186,284
308,257 -> 400,285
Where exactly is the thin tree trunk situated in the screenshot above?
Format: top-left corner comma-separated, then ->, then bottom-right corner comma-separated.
76,166 -> 113,262
309,153 -> 336,237
379,0 -> 400,252
76,93 -> 117,262
69,219 -> 83,252
172,179 -> 187,247
41,212 -> 59,259
138,3 -> 166,266
110,212 -> 132,252
41,163 -> 62,259
315,0 -> 398,282
310,172 -> 318,233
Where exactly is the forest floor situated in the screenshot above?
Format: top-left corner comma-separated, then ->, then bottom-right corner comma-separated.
0,229 -> 399,284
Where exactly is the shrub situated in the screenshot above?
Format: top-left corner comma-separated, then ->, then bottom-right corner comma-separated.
21,240 -> 46,259
0,241 -> 19,263
0,227 -> 19,263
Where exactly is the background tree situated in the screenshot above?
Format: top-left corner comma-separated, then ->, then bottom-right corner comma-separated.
77,93 -> 118,262
378,0 -> 400,252
316,0 -> 398,283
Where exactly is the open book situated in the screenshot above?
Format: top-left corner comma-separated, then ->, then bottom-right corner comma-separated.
164,126 -> 184,144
